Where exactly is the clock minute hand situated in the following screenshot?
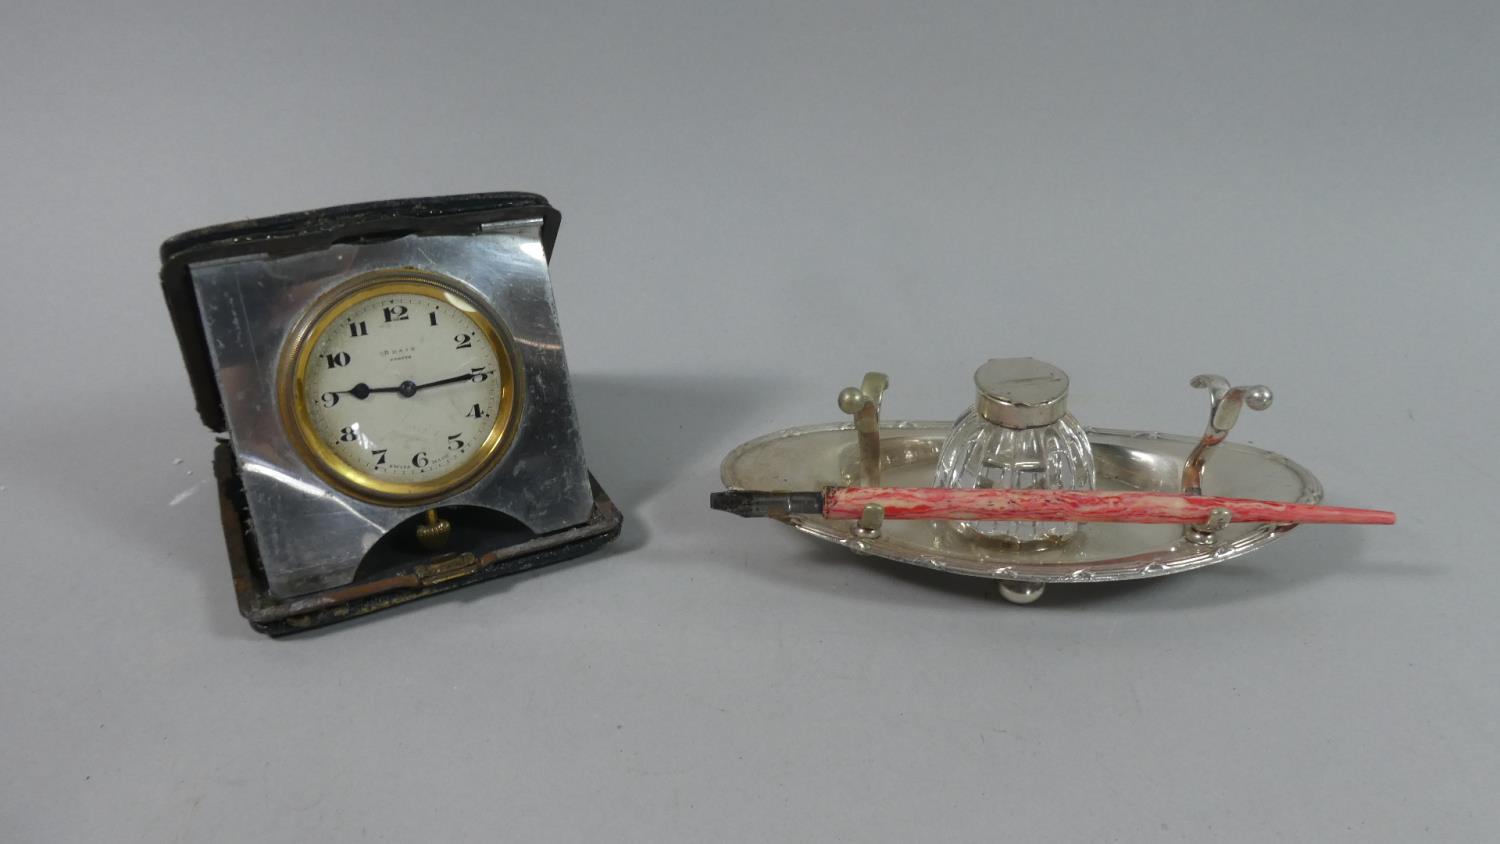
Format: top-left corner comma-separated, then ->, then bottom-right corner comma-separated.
339,371 -> 479,401
410,371 -> 481,392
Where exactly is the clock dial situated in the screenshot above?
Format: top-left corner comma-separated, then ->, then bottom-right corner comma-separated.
282,272 -> 519,502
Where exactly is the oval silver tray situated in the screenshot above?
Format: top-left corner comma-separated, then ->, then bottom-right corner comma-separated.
720,421 -> 1323,584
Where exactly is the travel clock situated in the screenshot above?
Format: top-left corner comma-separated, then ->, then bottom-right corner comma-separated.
162,193 -> 621,634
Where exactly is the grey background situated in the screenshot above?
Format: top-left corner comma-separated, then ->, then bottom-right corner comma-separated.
1,1 -> 1494,841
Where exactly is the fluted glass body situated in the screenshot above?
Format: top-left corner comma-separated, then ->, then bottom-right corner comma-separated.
934,408 -> 1096,543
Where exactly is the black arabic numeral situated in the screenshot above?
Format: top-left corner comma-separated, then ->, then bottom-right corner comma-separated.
383,305 -> 409,322
447,433 -> 465,452
348,320 -> 368,338
428,310 -> 439,327
412,452 -> 430,469
324,351 -> 351,369
372,449 -> 388,467
469,366 -> 489,382
454,333 -> 472,349
464,403 -> 488,419
339,426 -> 358,443
319,391 -> 339,408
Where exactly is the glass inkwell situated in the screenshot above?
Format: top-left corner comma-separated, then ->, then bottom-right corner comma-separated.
934,358 -> 1094,546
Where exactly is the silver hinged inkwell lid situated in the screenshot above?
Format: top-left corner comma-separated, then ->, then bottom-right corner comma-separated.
973,357 -> 1071,428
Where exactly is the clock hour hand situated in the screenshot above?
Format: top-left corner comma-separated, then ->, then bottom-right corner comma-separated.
339,382 -> 403,400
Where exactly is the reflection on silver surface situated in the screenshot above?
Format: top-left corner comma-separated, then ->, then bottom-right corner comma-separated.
1182,374 -> 1274,495
240,459 -> 384,532
192,221 -> 594,598
720,422 -> 1323,584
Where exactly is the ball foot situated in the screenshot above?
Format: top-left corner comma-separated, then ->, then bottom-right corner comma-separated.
998,580 -> 1045,605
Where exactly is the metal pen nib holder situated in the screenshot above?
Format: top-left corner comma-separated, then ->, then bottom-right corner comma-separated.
719,360 -> 1321,603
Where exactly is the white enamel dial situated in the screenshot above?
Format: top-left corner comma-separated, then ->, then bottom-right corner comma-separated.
284,273 -> 518,502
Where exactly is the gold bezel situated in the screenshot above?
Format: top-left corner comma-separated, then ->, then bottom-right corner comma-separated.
277,268 -> 522,505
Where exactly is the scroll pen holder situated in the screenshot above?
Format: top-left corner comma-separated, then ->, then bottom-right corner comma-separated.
712,359 -> 1393,604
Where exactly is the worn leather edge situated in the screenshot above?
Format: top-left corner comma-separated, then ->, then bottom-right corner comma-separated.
251,476 -> 623,637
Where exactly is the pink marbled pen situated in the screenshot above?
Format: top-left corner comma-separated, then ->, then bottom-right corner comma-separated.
711,487 -> 1395,526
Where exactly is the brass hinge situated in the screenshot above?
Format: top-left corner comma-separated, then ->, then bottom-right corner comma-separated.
413,552 -> 484,587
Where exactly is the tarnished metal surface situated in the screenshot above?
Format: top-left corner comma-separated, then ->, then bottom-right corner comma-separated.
191,222 -> 594,598
720,421 -> 1323,584
213,441 -> 621,636
836,372 -> 889,485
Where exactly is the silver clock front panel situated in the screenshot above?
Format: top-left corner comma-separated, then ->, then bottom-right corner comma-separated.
190,221 -> 594,598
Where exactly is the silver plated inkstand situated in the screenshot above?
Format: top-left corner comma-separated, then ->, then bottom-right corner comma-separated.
717,359 -> 1343,604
